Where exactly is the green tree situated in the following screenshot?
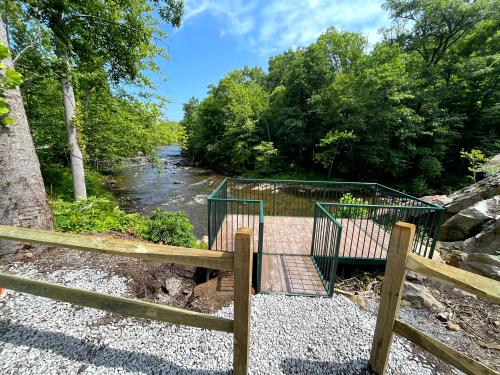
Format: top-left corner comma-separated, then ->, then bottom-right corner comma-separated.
11,0 -> 183,200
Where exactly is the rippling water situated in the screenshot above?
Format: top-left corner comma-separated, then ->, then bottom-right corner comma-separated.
112,145 -> 224,238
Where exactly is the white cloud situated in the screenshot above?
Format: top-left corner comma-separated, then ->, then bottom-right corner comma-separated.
183,0 -> 389,57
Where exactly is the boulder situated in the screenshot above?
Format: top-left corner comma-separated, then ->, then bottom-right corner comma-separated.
402,282 -> 446,312
420,195 -> 452,207
481,153 -> 500,175
463,217 -> 500,255
440,196 -> 499,241
444,173 -> 500,216
460,253 -> 500,281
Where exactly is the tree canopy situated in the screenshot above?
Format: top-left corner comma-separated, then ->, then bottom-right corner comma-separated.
182,0 -> 499,194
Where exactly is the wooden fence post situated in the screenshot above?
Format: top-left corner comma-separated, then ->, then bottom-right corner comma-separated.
369,222 -> 415,374
233,227 -> 253,375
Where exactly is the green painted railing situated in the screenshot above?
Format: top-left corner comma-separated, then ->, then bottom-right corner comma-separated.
208,178 -> 444,296
311,203 -> 342,296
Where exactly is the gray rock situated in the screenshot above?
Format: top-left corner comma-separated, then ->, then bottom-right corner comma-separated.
444,173 -> 500,216
481,153 -> 500,176
460,253 -> 500,280
463,216 -> 500,255
402,282 -> 446,312
420,195 -> 452,207
440,196 -> 499,241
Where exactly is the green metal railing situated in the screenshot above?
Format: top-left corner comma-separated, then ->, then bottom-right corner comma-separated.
208,178 -> 444,296
311,203 -> 342,296
208,178 -> 264,292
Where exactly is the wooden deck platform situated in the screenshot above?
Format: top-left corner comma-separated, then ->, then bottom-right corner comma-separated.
211,215 -> 392,295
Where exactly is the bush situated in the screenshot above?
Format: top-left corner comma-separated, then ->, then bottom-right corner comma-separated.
52,197 -> 147,236
145,209 -> 197,247
53,199 -> 199,248
338,193 -> 368,218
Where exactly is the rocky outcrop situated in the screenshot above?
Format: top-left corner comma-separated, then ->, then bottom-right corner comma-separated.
420,195 -> 452,207
460,253 -> 500,281
444,173 -> 500,216
440,196 -> 499,241
463,217 -> 500,255
402,282 -> 446,312
421,173 -> 499,281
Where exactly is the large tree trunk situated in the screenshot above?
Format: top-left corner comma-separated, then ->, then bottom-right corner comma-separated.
55,35 -> 87,200
0,16 -> 53,256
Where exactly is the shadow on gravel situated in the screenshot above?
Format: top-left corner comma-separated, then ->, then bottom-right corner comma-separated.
281,357 -> 375,374
0,320 -> 230,375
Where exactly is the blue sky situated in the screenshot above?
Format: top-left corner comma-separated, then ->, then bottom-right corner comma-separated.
154,0 -> 391,121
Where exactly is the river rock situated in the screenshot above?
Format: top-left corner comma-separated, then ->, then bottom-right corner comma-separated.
460,253 -> 500,281
440,196 -> 499,241
402,282 -> 446,312
463,216 -> 500,255
444,173 -> 500,216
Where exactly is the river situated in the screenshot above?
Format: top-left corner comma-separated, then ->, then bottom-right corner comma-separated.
112,145 -> 224,238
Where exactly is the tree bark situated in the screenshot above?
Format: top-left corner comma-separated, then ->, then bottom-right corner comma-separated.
55,35 -> 87,200
0,16 -> 53,256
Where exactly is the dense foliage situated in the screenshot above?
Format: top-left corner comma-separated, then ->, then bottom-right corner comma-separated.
3,0 -> 185,196
53,199 -> 198,247
182,0 -> 499,194
146,209 -> 197,247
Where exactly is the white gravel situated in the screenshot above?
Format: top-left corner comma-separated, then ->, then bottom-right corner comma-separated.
0,264 -> 456,374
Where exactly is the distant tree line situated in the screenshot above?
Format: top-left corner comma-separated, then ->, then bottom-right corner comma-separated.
181,0 -> 499,194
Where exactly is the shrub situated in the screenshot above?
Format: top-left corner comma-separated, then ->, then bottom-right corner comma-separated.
145,209 -> 197,247
53,199 -> 199,248
338,193 -> 368,218
52,197 -> 147,235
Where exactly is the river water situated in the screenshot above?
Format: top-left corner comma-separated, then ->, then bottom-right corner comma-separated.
112,145 -> 224,238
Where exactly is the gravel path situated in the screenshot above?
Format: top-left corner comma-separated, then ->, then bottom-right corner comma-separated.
0,263 -> 458,374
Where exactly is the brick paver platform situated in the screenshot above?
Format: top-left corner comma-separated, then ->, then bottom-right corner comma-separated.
211,215 -> 391,296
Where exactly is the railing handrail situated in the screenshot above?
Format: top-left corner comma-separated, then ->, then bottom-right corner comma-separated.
369,222 -> 500,375
208,177 -> 228,199
228,177 -> 378,186
0,225 -> 254,375
317,202 -> 444,211
0,225 -> 234,271
315,202 -> 343,227
375,183 -> 442,209
208,198 -> 265,224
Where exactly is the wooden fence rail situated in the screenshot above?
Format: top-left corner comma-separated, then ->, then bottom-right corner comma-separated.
0,225 -> 253,375
369,222 -> 500,375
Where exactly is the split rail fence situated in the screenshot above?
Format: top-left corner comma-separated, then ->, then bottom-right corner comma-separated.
0,225 -> 254,375
370,222 -> 500,375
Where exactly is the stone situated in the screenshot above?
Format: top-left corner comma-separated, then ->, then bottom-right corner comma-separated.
481,153 -> 500,175
164,277 -> 184,296
402,282 -> 446,312
440,196 -> 499,241
447,321 -> 461,331
444,173 -> 500,216
406,271 -> 425,282
420,195 -> 452,207
460,253 -> 500,281
437,312 -> 451,322
463,217 -> 500,255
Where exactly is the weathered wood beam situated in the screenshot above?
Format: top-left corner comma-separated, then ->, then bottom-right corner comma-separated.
406,253 -> 500,305
0,272 -> 234,333
394,319 -> 499,375
0,225 -> 234,271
